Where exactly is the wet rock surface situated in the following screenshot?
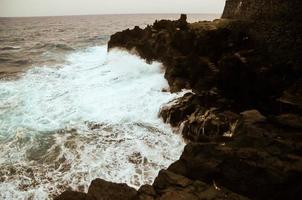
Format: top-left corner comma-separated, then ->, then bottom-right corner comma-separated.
56,0 -> 302,199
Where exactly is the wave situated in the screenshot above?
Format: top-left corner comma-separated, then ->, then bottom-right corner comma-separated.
0,53 -> 31,68
0,46 -> 21,51
0,46 -> 185,199
33,43 -> 75,51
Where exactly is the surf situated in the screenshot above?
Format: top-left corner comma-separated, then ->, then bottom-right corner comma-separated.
0,46 -> 185,199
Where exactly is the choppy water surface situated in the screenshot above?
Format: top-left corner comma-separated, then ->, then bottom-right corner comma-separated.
0,14 -> 219,73
0,14 -> 220,199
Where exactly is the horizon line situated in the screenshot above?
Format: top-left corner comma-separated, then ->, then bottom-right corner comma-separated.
0,12 -> 222,18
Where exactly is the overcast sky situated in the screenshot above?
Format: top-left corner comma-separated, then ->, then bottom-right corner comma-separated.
0,0 -> 225,17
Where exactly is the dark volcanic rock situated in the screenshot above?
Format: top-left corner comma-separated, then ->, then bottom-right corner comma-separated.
109,4 -> 302,110
56,179 -> 137,200
152,170 -> 249,200
55,191 -> 87,200
160,92 -> 235,127
182,108 -> 240,142
57,1 -> 302,199
109,7 -> 302,199
168,141 -> 302,200
222,0 -> 302,21
86,179 -> 137,200
160,93 -> 200,127
160,92 -> 243,143
110,23 -> 222,105
222,0 -> 302,89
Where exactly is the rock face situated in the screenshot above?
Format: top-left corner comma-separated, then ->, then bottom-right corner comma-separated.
222,0 -> 302,84
222,0 -> 302,20
56,1 -> 302,199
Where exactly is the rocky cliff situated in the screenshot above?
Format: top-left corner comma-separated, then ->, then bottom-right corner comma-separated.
222,0 -> 302,20
56,1 -> 302,199
223,0 -> 302,76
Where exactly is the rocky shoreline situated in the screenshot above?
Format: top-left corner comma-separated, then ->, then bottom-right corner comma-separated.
56,0 -> 301,199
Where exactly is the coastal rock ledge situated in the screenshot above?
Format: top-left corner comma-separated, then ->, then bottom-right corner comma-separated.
56,0 -> 302,199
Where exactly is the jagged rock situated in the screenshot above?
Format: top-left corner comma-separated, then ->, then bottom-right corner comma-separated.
160,92 -> 241,142
182,108 -> 240,142
136,185 -> 156,200
222,0 -> 302,21
110,15 -> 245,95
153,170 -> 250,200
109,7 -> 301,108
55,179 -> 137,200
160,93 -> 198,127
160,92 -> 232,127
86,179 -> 137,200
153,170 -> 193,190
55,191 -> 86,200
168,142 -> 302,200
223,0 -> 302,86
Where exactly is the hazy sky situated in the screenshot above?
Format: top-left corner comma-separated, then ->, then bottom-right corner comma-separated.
0,0 -> 225,17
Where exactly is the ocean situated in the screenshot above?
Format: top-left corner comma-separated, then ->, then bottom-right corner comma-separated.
0,14 -> 220,199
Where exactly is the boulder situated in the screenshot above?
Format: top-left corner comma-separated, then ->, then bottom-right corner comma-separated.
55,191 -> 86,200
160,93 -> 198,127
86,179 -> 137,200
182,109 -> 240,142
55,179 -> 137,200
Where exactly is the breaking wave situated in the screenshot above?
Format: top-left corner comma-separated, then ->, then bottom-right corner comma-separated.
0,46 -> 185,199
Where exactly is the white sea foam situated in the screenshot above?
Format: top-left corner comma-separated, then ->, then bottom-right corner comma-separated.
0,46 -> 185,199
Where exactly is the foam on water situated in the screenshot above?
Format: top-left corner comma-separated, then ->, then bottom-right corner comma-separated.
0,46 -> 185,199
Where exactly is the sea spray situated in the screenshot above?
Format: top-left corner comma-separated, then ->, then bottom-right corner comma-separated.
0,46 -> 185,199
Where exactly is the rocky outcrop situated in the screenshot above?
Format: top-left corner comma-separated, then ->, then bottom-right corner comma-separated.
55,179 -> 137,200
222,0 -> 302,86
222,0 -> 302,21
56,1 -> 302,199
150,169 -> 249,200
56,171 -> 249,200
108,14 -> 302,113
160,92 -> 241,143
168,141 -> 302,200
107,10 -> 301,200
162,95 -> 302,199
